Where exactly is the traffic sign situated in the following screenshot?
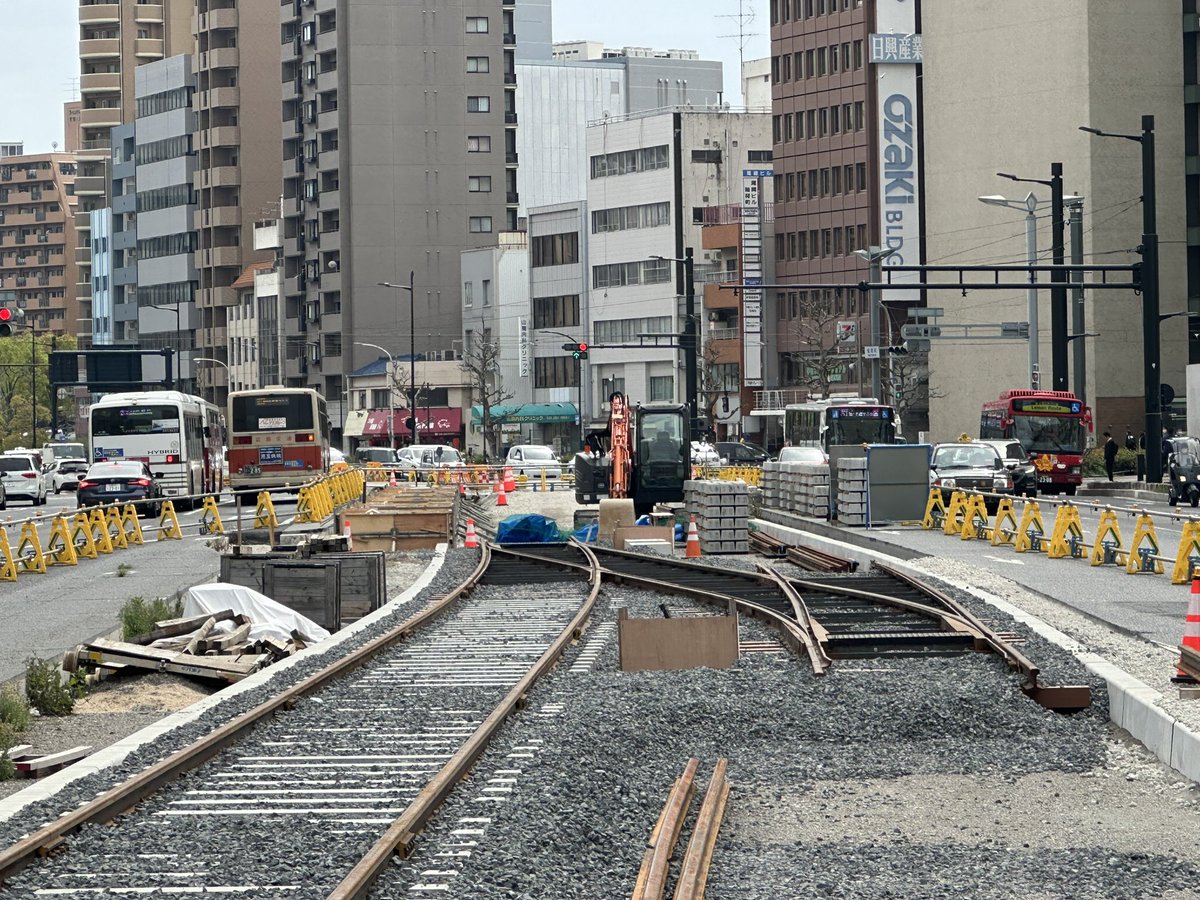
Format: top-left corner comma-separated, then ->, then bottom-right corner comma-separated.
863,345 -> 880,359
900,324 -> 942,339
907,308 -> 945,319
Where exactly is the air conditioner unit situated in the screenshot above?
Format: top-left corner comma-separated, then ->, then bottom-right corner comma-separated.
428,350 -> 442,361
701,251 -> 716,262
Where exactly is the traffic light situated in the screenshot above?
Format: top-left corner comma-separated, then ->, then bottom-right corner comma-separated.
561,341 -> 589,360
0,308 -> 12,337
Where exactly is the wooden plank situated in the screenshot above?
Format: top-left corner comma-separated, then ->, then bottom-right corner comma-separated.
199,623 -> 252,653
82,639 -> 266,676
131,609 -> 237,645
614,526 -> 675,551
617,608 -> 739,673
15,746 -> 92,775
182,618 -> 218,655
4,745 -> 33,762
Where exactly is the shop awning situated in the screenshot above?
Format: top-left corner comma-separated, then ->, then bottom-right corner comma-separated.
362,407 -> 463,438
470,402 -> 578,425
342,408 -> 369,438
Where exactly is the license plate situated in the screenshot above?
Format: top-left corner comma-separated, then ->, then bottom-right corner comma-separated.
1037,475 -> 1053,483
243,465 -> 261,476
106,483 -> 122,492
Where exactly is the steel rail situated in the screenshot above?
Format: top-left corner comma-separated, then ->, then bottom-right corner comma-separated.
328,539 -> 602,899
755,564 -> 831,674
872,562 -> 1092,711
785,575 -> 984,641
0,544 -> 495,887
632,758 -> 700,900
673,758 -> 731,900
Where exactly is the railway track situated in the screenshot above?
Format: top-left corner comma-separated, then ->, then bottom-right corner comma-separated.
0,542 -> 600,898
508,541 -> 1090,712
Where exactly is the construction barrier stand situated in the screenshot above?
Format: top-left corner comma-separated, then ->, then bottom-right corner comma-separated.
922,488 -> 947,530
88,507 -> 115,554
1173,521 -> 1200,584
254,491 -> 278,530
158,500 -> 183,540
69,512 -> 98,560
0,527 -> 18,581
1047,504 -> 1086,559
122,505 -> 144,545
199,495 -> 225,535
1089,509 -> 1125,567
15,522 -> 47,574
1013,501 -> 1047,554
959,495 -> 990,541
106,506 -> 129,551
44,516 -> 78,567
1126,514 -> 1164,575
942,491 -> 968,537
990,498 -> 1018,546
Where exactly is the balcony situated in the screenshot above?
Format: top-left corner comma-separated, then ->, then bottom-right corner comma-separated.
503,32 -> 516,45
700,202 -> 775,225
200,86 -> 240,110
198,126 -> 241,149
79,4 -> 120,23
80,72 -> 121,94
701,222 -> 740,251
74,175 -> 108,196
134,38 -> 165,59
506,190 -> 519,204
203,246 -> 241,269
196,165 -> 240,189
200,47 -> 240,70
199,204 -> 240,228
76,280 -> 93,301
196,286 -> 237,308
504,72 -> 516,85
80,106 -> 122,128
504,111 -> 517,124
79,37 -> 120,58
506,151 -> 518,164
198,5 -> 238,30
753,389 -> 807,411
75,210 -> 95,231
134,3 -> 164,21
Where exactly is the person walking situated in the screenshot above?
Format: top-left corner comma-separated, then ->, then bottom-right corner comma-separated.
1103,431 -> 1118,482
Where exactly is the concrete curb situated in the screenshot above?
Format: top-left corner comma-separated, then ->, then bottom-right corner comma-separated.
0,543 -> 450,824
751,517 -> 1200,785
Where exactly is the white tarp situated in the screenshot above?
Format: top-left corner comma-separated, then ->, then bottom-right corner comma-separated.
182,583 -> 331,645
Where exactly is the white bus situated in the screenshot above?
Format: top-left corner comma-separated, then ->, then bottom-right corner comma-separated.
784,397 -> 903,452
88,390 -> 224,503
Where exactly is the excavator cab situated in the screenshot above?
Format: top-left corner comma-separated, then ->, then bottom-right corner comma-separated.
633,406 -> 688,512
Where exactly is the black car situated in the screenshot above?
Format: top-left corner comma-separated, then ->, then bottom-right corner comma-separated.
977,439 -> 1037,498
715,441 -> 770,466
78,461 -> 163,515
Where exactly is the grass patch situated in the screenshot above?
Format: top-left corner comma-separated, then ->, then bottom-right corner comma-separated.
116,562 -> 133,578
119,595 -> 183,642
0,685 -> 31,732
25,657 -> 76,717
0,723 -> 17,781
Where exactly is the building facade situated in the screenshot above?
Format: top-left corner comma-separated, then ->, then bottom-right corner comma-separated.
0,153 -> 80,333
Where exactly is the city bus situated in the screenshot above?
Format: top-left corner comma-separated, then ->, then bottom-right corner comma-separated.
88,390 -> 224,504
784,397 -> 903,452
227,387 -> 330,492
979,389 -> 1092,494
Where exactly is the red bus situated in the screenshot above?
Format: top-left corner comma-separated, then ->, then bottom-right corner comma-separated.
980,389 -> 1092,494
228,387 -> 330,492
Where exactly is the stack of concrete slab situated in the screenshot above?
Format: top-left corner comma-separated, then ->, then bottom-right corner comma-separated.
836,457 -> 869,525
792,462 -> 831,518
684,480 -> 750,553
761,460 -> 782,508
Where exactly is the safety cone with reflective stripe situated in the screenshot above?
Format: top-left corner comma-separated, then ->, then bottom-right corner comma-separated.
685,515 -> 701,558
497,482 -> 508,506
1178,576 -> 1200,681
459,473 -> 466,495
464,518 -> 478,549
504,466 -> 516,492
344,519 -> 353,552
389,469 -> 398,487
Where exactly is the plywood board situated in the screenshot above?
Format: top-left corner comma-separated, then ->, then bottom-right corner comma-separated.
617,607 -> 739,672
613,525 -> 675,550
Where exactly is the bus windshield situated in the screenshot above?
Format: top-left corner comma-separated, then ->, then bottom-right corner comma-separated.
1012,415 -> 1086,454
232,395 -> 314,431
92,405 -> 180,437
827,407 -> 894,445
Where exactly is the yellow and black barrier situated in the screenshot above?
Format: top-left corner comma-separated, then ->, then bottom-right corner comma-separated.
254,491 -> 278,530
0,527 -> 16,582
1089,509 -> 1125,567
1172,521 -> 1200,584
921,488 -> 947,529
990,498 -> 1018,546
44,516 -> 78,567
199,495 -> 224,535
1047,504 -> 1086,559
942,491 -> 968,537
106,506 -> 129,551
1014,501 -> 1047,553
1126,514 -> 1163,575
15,522 -> 46,575
70,512 -> 99,559
157,500 -> 183,541
959,495 -> 990,541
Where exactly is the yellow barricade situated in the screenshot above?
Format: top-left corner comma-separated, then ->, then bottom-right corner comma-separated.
1089,509 -> 1125,567
1014,501 -> 1047,553
1125,513 -> 1163,575
199,495 -> 225,535
157,500 -> 183,540
1047,504 -> 1086,559
254,491 -> 278,530
122,504 -> 144,545
960,494 -> 990,540
294,486 -> 318,524
88,507 -> 114,554
44,515 -> 78,567
15,522 -> 47,574
921,488 -> 947,530
1172,521 -> 1200,584
942,491 -> 968,536
990,497 -> 1018,546
106,506 -> 129,550
0,526 -> 17,582
69,512 -> 98,559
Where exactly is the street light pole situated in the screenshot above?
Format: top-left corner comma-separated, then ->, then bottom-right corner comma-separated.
1068,198 -> 1087,404
1081,115 -> 1160,481
354,341 -> 395,451
149,303 -> 182,391
979,193 -> 1041,389
1049,162 -> 1068,392
378,273 -> 419,446
852,245 -> 895,401
651,251 -> 699,438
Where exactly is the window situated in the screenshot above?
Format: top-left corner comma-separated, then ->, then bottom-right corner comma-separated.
467,56 -> 490,73
819,108 -> 828,136
531,232 -> 580,266
592,201 -> 670,233
854,101 -> 865,131
831,166 -> 841,194
468,175 -> 492,192
482,279 -> 491,306
830,44 -> 839,73
532,294 -> 581,329
856,162 -> 867,191
466,16 -> 488,32
371,389 -> 390,409
691,149 -> 722,164
464,282 -> 473,307
534,356 -> 580,388
747,149 -> 773,162
805,49 -> 814,78
593,316 -> 672,342
783,115 -> 793,141
853,39 -> 863,69
649,376 -> 674,402
469,216 -> 493,233
772,115 -> 781,144
831,105 -> 840,134
590,144 -> 669,178
467,135 -> 491,153
467,95 -> 490,113
592,259 -> 671,289
817,47 -> 827,76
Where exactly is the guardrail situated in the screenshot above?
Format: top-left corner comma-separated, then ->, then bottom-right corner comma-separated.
921,487 -> 1200,585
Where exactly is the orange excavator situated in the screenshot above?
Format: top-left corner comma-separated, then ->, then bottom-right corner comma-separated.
575,393 -> 688,515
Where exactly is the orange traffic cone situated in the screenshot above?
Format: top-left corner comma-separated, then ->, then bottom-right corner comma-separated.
344,519 -> 353,552
389,469 -> 398,487
1178,576 -> 1200,681
492,471 -> 501,493
685,515 -> 701,558
497,483 -> 508,506
458,473 -> 466,495
504,466 -> 516,492
464,518 -> 478,549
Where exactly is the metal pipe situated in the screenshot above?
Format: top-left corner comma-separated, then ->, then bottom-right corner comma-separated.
1069,200 -> 1086,403
1025,205 -> 1040,387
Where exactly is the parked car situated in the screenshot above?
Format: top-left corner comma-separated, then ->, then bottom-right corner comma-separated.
355,446 -> 397,465
691,441 -> 722,465
976,439 -> 1037,498
415,445 -> 464,478
0,453 -> 47,506
929,441 -> 1013,511
505,445 -> 562,480
776,446 -> 829,465
78,461 -> 163,515
395,445 -> 422,473
715,441 -> 770,466
49,458 -> 89,493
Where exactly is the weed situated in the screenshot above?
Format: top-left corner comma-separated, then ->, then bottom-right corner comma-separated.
116,562 -> 133,578
25,657 -> 75,717
119,595 -> 183,642
0,723 -> 17,781
0,686 -> 31,732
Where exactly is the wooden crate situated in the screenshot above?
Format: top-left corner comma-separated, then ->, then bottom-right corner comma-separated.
314,551 -> 387,621
261,561 -> 342,633
219,550 -> 300,593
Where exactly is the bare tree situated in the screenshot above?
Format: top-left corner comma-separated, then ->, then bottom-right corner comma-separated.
784,291 -> 859,398
698,338 -> 725,435
461,331 -> 514,461
881,350 -> 942,434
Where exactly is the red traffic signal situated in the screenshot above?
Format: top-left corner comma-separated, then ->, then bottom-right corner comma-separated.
0,309 -> 11,322
0,307 -> 11,336
578,342 -> 588,352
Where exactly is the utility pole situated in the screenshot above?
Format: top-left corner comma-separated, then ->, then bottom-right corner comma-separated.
853,245 -> 895,401
1049,162 -> 1068,391
1068,199 -> 1087,404
683,248 -> 698,439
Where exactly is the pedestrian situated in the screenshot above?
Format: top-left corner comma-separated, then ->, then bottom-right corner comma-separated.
1125,426 -> 1136,452
1103,431 -> 1118,482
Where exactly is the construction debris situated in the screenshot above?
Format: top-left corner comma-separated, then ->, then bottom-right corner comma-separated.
5,745 -> 93,778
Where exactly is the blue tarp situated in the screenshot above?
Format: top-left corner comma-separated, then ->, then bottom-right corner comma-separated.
496,513 -> 563,544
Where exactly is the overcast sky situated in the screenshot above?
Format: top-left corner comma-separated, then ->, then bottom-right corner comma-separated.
0,0 -> 767,154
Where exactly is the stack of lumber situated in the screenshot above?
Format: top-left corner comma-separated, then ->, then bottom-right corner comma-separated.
4,744 -> 93,778
63,609 -> 308,684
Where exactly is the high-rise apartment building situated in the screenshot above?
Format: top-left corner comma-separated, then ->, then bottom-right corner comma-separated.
77,0 -> 194,345
279,0 -> 532,441
0,153 -> 80,333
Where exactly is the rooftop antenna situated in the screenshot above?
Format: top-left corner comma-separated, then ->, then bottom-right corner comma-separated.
716,0 -> 759,104
62,77 -> 79,101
